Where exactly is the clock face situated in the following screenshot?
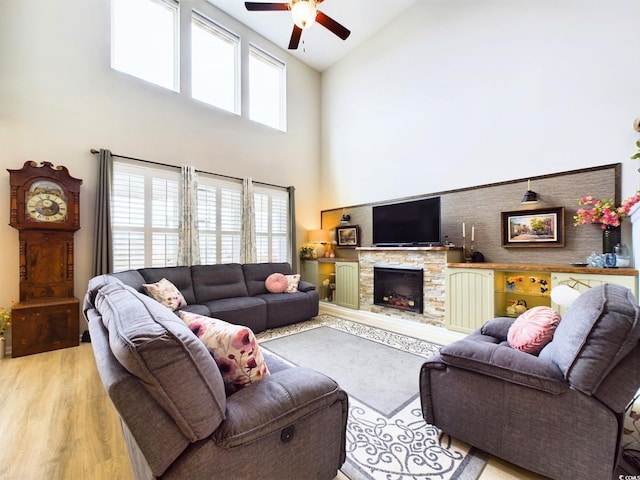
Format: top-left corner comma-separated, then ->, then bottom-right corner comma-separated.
25,181 -> 68,223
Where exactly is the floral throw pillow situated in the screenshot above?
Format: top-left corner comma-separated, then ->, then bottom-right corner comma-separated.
179,311 -> 270,395
142,278 -> 187,311
285,274 -> 301,293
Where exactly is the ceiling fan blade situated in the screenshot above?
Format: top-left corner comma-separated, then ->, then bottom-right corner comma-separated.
316,11 -> 351,40
288,25 -> 303,49
245,2 -> 289,11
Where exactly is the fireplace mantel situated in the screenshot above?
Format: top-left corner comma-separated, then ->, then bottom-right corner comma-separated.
357,247 -> 462,327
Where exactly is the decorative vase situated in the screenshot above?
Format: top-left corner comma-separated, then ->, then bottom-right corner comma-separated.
0,336 -> 5,359
602,226 -> 621,254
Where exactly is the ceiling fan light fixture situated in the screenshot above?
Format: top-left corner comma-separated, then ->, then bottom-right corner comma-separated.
291,0 -> 317,29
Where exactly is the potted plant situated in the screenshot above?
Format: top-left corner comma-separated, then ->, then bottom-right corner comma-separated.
0,305 -> 12,359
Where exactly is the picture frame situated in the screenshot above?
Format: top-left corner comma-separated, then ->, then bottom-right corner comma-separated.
501,207 -> 565,248
336,225 -> 359,247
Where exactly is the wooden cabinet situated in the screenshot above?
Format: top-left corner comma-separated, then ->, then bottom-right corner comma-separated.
335,261 -> 359,309
550,271 -> 637,316
301,259 -> 359,309
11,298 -> 79,357
446,268 -> 494,333
446,263 -> 638,333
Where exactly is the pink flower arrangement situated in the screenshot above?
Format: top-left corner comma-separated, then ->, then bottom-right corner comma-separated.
573,193 -> 640,229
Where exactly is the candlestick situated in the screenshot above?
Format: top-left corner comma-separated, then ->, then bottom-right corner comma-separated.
471,226 -> 475,242
462,222 -> 465,238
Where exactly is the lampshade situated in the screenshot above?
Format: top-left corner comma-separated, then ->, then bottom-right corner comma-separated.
550,285 -> 581,307
521,179 -> 538,204
291,0 -> 317,29
308,229 -> 330,243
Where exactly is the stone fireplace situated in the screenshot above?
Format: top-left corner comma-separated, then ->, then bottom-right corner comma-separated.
358,247 -> 462,326
374,266 -> 423,314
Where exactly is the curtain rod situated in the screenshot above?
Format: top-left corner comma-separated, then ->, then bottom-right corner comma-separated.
90,148 -> 287,190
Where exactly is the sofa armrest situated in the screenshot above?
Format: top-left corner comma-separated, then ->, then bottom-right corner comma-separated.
437,339 -> 567,394
297,280 -> 316,292
479,316 -> 515,341
214,367 -> 348,448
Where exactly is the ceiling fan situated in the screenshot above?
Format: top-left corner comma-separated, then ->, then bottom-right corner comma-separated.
244,0 -> 351,50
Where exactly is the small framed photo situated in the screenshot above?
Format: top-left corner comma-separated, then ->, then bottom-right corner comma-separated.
336,225 -> 359,247
501,207 -> 565,248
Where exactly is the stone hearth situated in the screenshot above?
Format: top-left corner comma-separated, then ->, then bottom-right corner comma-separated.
358,247 -> 461,327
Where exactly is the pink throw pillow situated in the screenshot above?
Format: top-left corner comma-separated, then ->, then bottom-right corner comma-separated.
507,306 -> 561,355
265,273 -> 288,293
179,311 -> 270,395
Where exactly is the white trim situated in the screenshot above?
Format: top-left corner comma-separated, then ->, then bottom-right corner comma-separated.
318,302 -> 465,346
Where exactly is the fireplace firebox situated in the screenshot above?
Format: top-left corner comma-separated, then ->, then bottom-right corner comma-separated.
373,266 -> 424,314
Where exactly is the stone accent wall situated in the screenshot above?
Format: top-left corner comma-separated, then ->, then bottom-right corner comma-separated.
358,247 -> 459,327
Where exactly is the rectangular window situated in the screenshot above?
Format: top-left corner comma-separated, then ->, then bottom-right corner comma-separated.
196,177 -> 243,264
112,162 -> 290,269
254,186 -> 289,262
111,0 -> 179,91
249,45 -> 286,131
191,12 -> 240,114
112,161 -> 180,271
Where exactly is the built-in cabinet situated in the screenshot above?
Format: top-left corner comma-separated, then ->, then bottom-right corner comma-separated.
300,259 -> 359,309
446,263 -> 638,333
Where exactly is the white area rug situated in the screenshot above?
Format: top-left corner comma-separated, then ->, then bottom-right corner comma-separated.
257,314 -> 488,480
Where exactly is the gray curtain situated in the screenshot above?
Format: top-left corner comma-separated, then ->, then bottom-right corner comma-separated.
241,177 -> 257,263
178,165 -> 201,266
92,149 -> 113,276
288,186 -> 297,272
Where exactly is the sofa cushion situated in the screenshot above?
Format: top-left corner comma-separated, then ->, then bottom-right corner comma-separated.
539,284 -> 640,395
242,262 -> 293,296
93,281 -> 227,441
179,311 -> 270,395
202,297 -> 268,333
191,264 -> 249,302
265,273 -> 288,293
143,278 -> 187,311
507,306 -> 561,355
138,266 -> 196,305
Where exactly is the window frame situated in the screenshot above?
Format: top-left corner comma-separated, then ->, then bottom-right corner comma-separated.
191,10 -> 241,114
248,44 -> 287,132
110,0 -> 180,91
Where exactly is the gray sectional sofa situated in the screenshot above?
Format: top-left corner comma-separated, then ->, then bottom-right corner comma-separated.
106,262 -> 319,333
83,266 -> 347,479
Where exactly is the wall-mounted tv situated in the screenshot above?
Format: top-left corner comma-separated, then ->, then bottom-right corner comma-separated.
372,197 -> 441,247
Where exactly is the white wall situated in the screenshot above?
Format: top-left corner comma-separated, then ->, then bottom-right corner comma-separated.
0,0 -> 321,313
321,0 -> 640,209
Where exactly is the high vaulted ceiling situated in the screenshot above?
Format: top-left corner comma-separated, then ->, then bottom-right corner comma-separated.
205,0 -> 421,71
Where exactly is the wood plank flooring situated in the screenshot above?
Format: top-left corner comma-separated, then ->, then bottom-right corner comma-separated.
0,342 -> 543,480
0,344 -> 134,480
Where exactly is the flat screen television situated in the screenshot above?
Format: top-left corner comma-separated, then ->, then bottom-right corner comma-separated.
372,197 -> 441,247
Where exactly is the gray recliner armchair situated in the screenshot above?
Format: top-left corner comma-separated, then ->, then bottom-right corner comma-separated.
420,283 -> 640,479
84,276 -> 348,480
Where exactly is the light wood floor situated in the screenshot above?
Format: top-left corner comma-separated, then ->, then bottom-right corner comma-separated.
0,342 -> 544,480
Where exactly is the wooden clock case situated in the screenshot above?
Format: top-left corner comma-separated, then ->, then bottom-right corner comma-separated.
7,161 -> 82,357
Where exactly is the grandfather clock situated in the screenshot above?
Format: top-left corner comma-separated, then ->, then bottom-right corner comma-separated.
8,161 -> 82,357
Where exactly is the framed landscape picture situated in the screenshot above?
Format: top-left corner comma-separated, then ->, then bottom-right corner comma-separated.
336,225 -> 359,247
501,207 -> 565,248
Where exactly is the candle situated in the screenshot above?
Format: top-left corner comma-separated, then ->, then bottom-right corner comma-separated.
472,226 -> 475,242
462,222 -> 466,238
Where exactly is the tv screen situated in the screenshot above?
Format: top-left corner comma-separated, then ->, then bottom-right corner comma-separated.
372,197 -> 441,246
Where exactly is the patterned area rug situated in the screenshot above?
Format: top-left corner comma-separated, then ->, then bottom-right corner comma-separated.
257,314 -> 488,480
